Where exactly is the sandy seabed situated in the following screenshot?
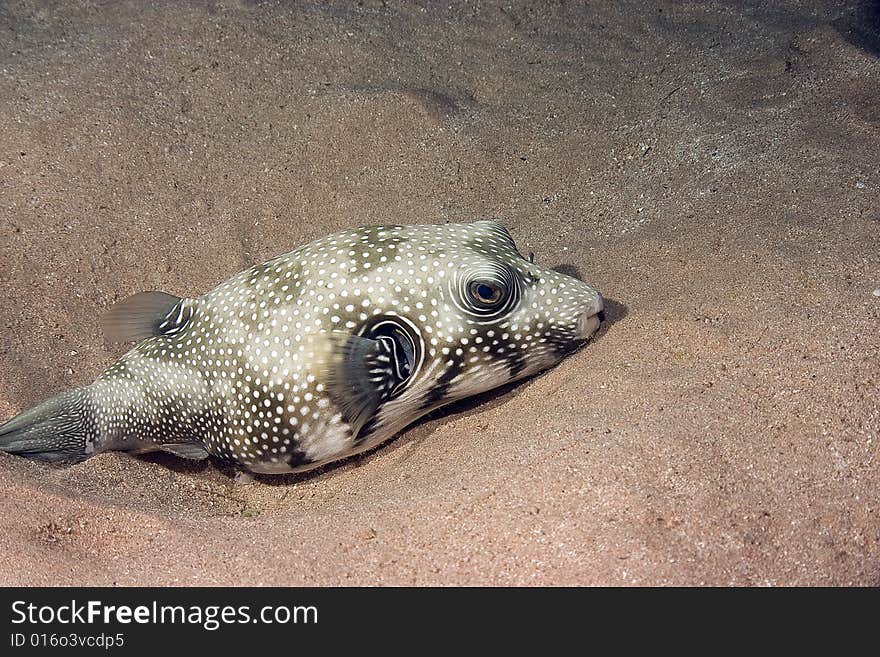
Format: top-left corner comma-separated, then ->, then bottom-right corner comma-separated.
0,0 -> 878,585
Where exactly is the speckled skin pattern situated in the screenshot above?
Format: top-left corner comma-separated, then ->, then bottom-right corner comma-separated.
2,221 -> 603,474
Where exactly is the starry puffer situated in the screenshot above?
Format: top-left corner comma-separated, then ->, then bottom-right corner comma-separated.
0,221 -> 603,474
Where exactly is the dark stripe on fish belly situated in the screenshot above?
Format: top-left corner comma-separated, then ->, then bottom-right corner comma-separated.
417,358 -> 465,412
505,348 -> 527,379
286,446 -> 311,470
353,354 -> 465,447
545,330 -> 578,359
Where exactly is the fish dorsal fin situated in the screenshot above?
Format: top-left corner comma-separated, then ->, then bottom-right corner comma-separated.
320,332 -> 402,439
159,443 -> 209,460
102,291 -> 193,343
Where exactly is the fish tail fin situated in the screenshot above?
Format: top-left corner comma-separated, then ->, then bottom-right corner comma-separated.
0,388 -> 96,463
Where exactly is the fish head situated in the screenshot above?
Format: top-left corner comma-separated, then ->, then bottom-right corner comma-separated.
430,219 -> 603,392
359,220 -> 603,436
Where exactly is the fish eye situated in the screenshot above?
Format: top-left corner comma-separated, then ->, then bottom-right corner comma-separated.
468,280 -> 504,306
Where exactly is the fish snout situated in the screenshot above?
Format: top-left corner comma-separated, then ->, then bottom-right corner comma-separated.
574,293 -> 604,340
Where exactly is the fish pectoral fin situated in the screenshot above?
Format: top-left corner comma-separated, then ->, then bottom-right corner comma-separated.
320,332 -> 398,439
102,291 -> 193,343
158,443 -> 210,461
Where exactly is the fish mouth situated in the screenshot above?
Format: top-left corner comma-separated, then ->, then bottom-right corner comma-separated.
574,295 -> 604,341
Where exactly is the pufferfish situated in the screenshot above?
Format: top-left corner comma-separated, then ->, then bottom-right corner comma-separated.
0,221 -> 603,474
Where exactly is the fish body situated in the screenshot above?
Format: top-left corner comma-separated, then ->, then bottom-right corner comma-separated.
0,221 -> 603,474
